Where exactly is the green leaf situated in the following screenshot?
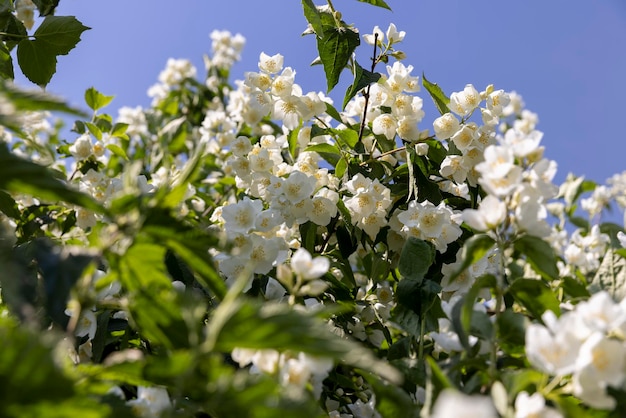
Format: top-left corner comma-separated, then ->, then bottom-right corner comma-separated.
0,190 -> 19,218
398,237 -> 435,283
507,278 -> 561,319
301,0 -> 323,36
304,142 -> 341,166
16,39 -> 57,86
497,309 -> 528,356
447,234 -> 495,283
324,102 -> 343,123
332,127 -> 359,148
589,248 -> 626,301
0,145 -> 105,214
0,42 -> 13,79
141,224 -> 227,300
513,235 -> 559,280
0,81 -> 86,117
211,299 -> 402,384
318,25 -> 360,93
343,60 -> 381,109
32,0 -> 59,16
367,373 -> 419,418
335,157 -> 348,178
105,143 -> 128,161
0,11 -> 27,50
84,87 -> 114,112
422,73 -> 450,115
451,274 -> 496,352
33,16 -> 90,55
356,0 -> 392,10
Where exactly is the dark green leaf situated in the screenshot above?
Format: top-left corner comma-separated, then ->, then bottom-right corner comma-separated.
447,234 -> 495,283
0,11 -> 27,50
318,25 -> 360,92
33,16 -> 90,55
343,60 -> 381,109
0,42 -> 13,79
368,373 -> 419,418
398,237 -> 435,283
497,309 -> 527,356
514,235 -> 559,280
561,276 -> 590,299
451,274 -> 496,352
84,86 -> 114,112
422,73 -> 450,115
356,0 -> 392,10
16,38 -> 57,86
33,0 -> 60,16
0,145 -> 106,214
0,190 -> 19,218
34,239 -> 97,327
600,222 -> 625,248
301,0 -> 323,36
508,278 -> 561,319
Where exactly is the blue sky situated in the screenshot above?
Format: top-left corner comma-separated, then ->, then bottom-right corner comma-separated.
17,0 -> 626,186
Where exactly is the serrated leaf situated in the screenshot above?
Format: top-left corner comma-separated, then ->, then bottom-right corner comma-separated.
508,278 -> 561,319
447,234 -> 495,283
422,73 -> 450,115
589,248 -> 626,301
32,0 -> 59,16
343,60 -> 381,109
398,237 -> 435,283
318,25 -> 360,92
356,0 -> 392,10
16,38 -> 57,86
84,87 -> 114,112
514,235 -> 559,280
33,16 -> 90,55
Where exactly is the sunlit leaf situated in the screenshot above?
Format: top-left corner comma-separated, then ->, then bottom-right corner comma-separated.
318,25 -> 360,92
343,60 -> 381,109
422,73 -> 450,115
84,86 -> 114,111
356,0 -> 391,10
589,248 -> 626,301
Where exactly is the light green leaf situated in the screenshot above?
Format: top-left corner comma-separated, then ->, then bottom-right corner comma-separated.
356,0 -> 392,10
33,16 -> 90,55
398,237 -> 435,283
335,157 -> 348,178
84,87 -> 114,112
304,142 -> 341,166
343,60 -> 381,109
514,235 -> 559,280
318,25 -> 360,92
332,127 -> 359,148
324,102 -> 343,123
84,121 -> 102,140
422,73 -> 450,115
447,234 -> 495,283
211,299 -> 402,384
105,143 -> 128,161
589,247 -> 626,301
507,278 -> 561,319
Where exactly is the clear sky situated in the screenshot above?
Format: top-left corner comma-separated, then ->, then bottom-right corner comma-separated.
16,0 -> 626,186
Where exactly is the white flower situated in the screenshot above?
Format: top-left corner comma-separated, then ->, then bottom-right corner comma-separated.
462,195 -> 507,232
258,52 -> 284,74
363,26 -> 384,46
575,332 -> 625,388
372,113 -> 397,140
514,392 -> 562,418
618,231 -> 626,248
127,386 -> 171,418
433,112 -> 460,140
448,84 -> 481,117
385,23 -> 405,44
221,197 -> 263,233
431,389 -> 497,418
69,133 -> 93,160
291,248 -> 330,280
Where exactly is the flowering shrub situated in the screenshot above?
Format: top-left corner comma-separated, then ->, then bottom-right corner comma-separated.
2,0 -> 626,417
